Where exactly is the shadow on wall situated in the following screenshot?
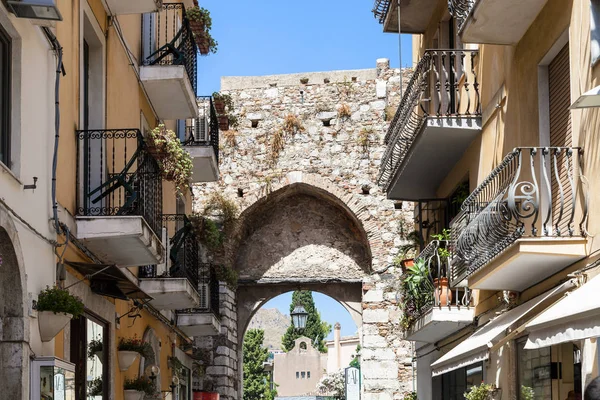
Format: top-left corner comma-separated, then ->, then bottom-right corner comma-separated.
234,184 -> 371,281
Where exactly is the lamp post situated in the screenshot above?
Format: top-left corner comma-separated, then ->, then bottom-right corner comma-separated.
291,304 -> 308,331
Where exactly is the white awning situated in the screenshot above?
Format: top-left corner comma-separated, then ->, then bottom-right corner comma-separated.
431,281 -> 573,376
525,274 -> 600,349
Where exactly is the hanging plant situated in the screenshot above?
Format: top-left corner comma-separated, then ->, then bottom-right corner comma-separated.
36,286 -> 84,342
88,377 -> 103,397
186,7 -> 218,55
146,125 -> 193,194
124,376 -> 156,395
214,264 -> 239,289
88,337 -> 103,360
118,335 -> 153,359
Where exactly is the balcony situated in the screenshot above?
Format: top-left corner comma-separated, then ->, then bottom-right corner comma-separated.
140,3 -> 199,120
404,241 -> 474,343
182,97 -> 220,182
105,0 -> 161,15
449,0 -> 549,44
176,264 -> 221,337
451,147 -> 588,291
75,129 -> 164,267
378,49 -> 481,201
372,0 -> 439,33
139,215 -> 203,310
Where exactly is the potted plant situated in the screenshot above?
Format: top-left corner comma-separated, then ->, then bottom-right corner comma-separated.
430,229 -> 453,306
212,92 -> 233,115
88,337 -> 103,361
36,286 -> 84,342
397,230 -> 423,271
88,377 -> 103,397
464,383 -> 499,400
146,125 -> 193,194
124,376 -> 155,400
398,258 -> 433,331
186,7 -> 218,55
117,336 -> 152,371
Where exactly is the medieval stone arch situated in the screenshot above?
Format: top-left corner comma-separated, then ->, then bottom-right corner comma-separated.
0,204 -> 29,399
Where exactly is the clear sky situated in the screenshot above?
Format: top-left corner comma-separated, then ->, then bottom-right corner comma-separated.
261,292 -> 358,341
196,0 -> 413,95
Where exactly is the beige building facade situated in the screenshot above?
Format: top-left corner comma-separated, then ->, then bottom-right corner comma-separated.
273,337 -> 327,397
325,323 -> 360,374
374,0 -> 600,398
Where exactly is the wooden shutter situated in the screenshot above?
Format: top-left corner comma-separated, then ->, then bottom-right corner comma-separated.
548,43 -> 572,234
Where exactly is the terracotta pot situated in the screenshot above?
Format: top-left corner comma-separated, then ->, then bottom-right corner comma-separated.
146,144 -> 168,160
118,350 -> 140,371
218,115 -> 229,131
124,390 -> 145,400
213,99 -> 226,114
400,258 -> 414,272
38,311 -> 72,342
188,19 -> 205,34
194,392 -> 220,400
433,277 -> 453,306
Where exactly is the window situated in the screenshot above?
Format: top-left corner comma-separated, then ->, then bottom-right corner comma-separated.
433,362 -> 483,400
296,372 -> 299,379
517,338 -> 551,400
592,1 -> 600,65
307,371 -> 311,378
301,372 -> 306,379
0,25 -> 11,167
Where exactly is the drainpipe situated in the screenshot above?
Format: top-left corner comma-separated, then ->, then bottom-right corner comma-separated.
397,0 -> 403,98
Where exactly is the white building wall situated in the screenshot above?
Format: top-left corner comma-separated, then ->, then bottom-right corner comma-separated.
416,343 -> 438,400
326,338 -> 360,373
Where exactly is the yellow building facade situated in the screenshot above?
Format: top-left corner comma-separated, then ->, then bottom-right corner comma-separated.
376,0 -> 600,398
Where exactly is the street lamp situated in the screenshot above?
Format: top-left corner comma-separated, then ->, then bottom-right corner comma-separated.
291,304 -> 308,330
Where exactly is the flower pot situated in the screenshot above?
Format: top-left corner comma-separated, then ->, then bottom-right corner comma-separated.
124,390 -> 145,400
194,392 -> 219,400
196,36 -> 210,55
146,144 -> 168,160
213,99 -> 226,114
218,115 -> 229,131
188,19 -> 205,35
38,311 -> 72,342
94,351 -> 104,362
433,277 -> 453,306
400,258 -> 414,273
118,350 -> 140,371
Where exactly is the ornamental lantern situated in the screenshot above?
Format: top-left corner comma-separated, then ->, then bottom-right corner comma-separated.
291,304 -> 308,330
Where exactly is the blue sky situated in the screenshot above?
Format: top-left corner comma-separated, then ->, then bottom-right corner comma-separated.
262,292 -> 357,341
196,0 -> 413,95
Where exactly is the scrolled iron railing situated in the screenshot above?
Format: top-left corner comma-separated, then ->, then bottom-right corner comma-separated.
448,0 -> 476,33
76,129 -> 163,236
378,49 -> 480,191
407,240 -> 472,323
182,96 -> 220,164
142,3 -> 198,95
450,147 -> 589,286
177,263 -> 221,317
372,0 -> 392,23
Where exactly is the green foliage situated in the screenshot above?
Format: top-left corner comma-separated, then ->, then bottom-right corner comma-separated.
281,291 -> 332,353
88,377 -> 103,397
464,383 -> 496,400
123,376 -> 156,395
243,329 -> 275,400
398,230 -> 423,259
349,344 -> 361,368
451,181 -> 470,206
169,356 -> 185,379
431,229 -> 452,260
147,124 -> 193,194
203,192 -> 239,232
403,392 -> 418,400
87,337 -> 103,359
520,386 -> 534,400
118,335 -> 153,358
212,93 -> 234,112
36,286 -> 84,318
214,264 -> 239,289
187,7 -> 218,55
398,258 -> 433,331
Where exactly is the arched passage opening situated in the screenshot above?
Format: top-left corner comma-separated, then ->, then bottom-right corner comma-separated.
0,206 -> 29,399
242,290 -> 360,399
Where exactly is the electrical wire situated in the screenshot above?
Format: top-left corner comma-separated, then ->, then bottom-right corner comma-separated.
0,197 -> 58,247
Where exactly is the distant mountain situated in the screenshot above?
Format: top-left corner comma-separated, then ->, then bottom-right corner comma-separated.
248,308 -> 290,350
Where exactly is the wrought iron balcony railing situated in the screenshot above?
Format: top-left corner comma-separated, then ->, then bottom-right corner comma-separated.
378,49 -> 480,191
405,240 -> 472,324
142,3 -> 198,94
448,0 -> 476,33
450,147 -> 589,286
183,96 -> 220,164
372,0 -> 392,23
76,129 -> 163,236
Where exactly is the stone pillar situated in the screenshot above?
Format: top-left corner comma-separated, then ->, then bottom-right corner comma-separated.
334,322 -> 341,370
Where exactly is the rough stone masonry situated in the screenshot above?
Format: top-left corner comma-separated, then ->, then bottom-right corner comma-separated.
192,59 -> 416,400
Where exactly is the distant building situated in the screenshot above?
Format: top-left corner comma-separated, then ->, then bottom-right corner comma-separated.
273,337 -> 327,397
325,323 -> 360,373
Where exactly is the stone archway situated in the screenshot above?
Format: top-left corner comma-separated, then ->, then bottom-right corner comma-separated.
0,204 -> 29,399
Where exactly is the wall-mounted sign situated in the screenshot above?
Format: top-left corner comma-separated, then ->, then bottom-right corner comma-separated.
345,366 -> 360,400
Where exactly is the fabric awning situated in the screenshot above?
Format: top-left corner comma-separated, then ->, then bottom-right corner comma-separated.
431,281 -> 573,376
525,274 -> 600,349
66,261 -> 151,300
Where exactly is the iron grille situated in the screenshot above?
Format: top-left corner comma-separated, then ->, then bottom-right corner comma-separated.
182,96 -> 220,164
76,129 -> 163,236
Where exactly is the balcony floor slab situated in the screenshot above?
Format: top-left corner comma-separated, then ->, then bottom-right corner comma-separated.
105,0 -> 160,15
468,237 -> 588,292
140,65 -> 198,120
406,307 -> 475,343
75,216 -> 163,267
139,278 -> 201,310
185,146 -> 219,182
177,312 -> 220,337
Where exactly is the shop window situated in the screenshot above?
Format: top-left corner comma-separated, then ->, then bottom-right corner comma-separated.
517,337 -> 552,400
592,1 -> 600,65
0,24 -> 11,167
435,362 -> 483,400
70,314 -> 109,399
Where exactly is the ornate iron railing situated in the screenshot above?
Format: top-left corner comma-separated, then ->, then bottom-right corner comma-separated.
142,3 -> 198,94
76,129 -> 163,236
448,0 -> 476,33
450,147 -> 588,286
182,96 -> 220,164
378,49 -> 480,191
372,0 -> 392,23
407,240 -> 472,323
176,263 -> 221,317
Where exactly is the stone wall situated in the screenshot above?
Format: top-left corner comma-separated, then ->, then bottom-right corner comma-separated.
193,59 -> 416,400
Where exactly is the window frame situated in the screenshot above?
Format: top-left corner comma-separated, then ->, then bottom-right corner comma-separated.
592,0 -> 600,66
0,23 -> 11,168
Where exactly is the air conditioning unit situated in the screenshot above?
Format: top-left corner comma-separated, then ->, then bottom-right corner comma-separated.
198,283 -> 209,310
6,0 -> 62,21
194,115 -> 209,142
